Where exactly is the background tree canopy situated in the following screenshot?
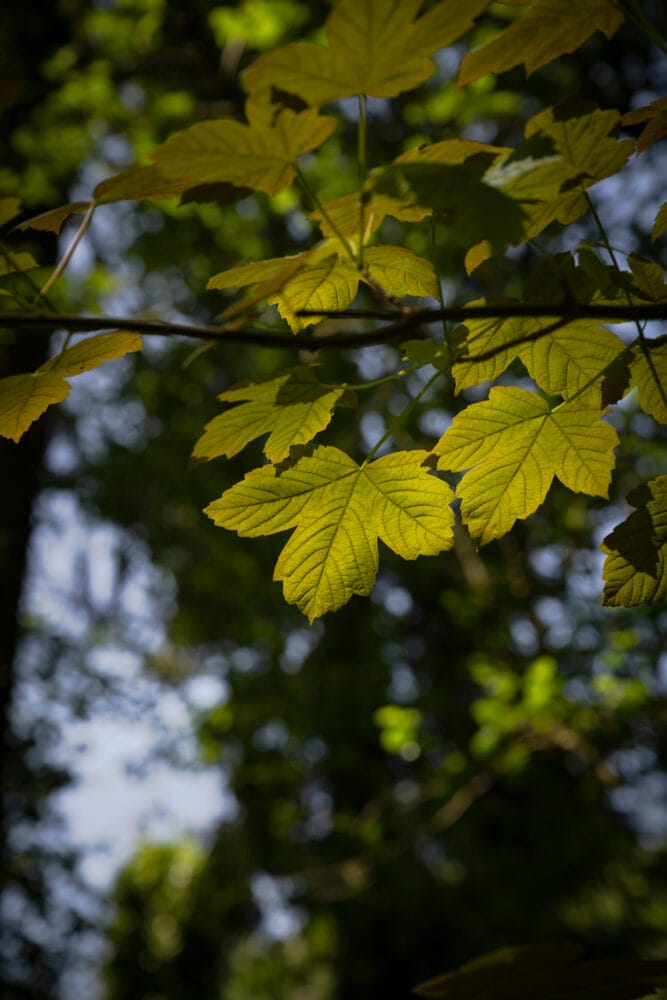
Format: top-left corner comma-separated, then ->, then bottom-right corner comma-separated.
1,1 -> 667,998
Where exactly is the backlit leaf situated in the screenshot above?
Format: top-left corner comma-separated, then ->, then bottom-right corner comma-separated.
311,190 -> 430,240
652,202 -> 667,242
623,96 -> 667,153
0,197 -> 22,226
0,333 -> 142,442
0,251 -> 38,276
151,101 -> 336,196
17,202 -> 90,234
93,165 -> 186,204
0,373 -> 70,443
363,246 -> 438,299
374,163 -> 526,254
205,446 -> 455,620
243,0 -> 493,104
434,387 -> 618,544
629,341 -> 667,423
458,0 -> 623,84
602,477 -> 667,607
37,331 -> 143,377
191,366 -> 349,464
209,243 -> 435,329
452,303 -> 627,403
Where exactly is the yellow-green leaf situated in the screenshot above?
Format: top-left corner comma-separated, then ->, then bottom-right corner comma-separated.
451,302 -> 626,402
458,0 -> 623,84
37,331 -> 143,377
0,333 -> 143,442
93,165 -> 186,204
209,242 -> 360,331
651,202 -> 667,242
629,341 -> 667,423
0,373 -> 70,443
16,202 -> 90,234
0,197 -> 22,226
0,251 -> 38,277
602,477 -> 667,606
363,246 -> 438,299
310,190 -> 430,240
192,366 -> 350,464
151,102 -> 336,196
623,97 -> 667,153
434,387 -> 618,544
242,0 -> 492,104
205,446 -> 455,620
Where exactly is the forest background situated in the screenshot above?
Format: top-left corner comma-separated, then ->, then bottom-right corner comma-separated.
1,0 -> 667,997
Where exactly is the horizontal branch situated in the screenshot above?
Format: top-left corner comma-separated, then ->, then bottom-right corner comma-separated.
298,302 -> 667,322
2,300 -> 667,356
0,311 -> 427,351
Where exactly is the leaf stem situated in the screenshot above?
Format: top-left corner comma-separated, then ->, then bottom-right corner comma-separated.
357,94 -> 368,269
361,369 -> 441,467
40,202 -> 95,297
294,166 -> 357,264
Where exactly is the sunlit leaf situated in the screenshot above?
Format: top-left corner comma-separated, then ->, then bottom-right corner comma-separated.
310,190 -> 430,240
374,163 -> 526,254
191,366 -> 350,464
434,387 -> 618,544
458,0 -> 624,84
0,333 -> 143,442
37,331 -> 142,377
451,303 -> 627,402
623,96 -> 667,153
243,0 -> 493,104
0,251 -> 38,276
205,445 -> 455,620
0,197 -> 22,226
629,341 -> 667,423
602,477 -> 667,607
651,201 -> 667,242
363,246 -> 438,299
93,165 -> 186,204
0,373 -> 70,442
151,101 -> 336,196
16,201 -> 90,234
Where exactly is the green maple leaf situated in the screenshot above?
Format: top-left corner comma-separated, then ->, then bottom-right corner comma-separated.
602,477 -> 667,606
652,202 -> 667,242
434,387 -> 618,545
311,140 -> 506,240
623,96 -> 667,154
458,0 -> 624,84
150,99 -> 336,197
208,243 -> 437,330
374,163 -> 526,255
629,341 -> 667,423
474,104 -> 635,256
0,332 -> 142,442
205,446 -> 455,621
242,0 -> 493,105
191,366 -> 351,465
0,373 -> 71,443
451,302 -> 627,403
